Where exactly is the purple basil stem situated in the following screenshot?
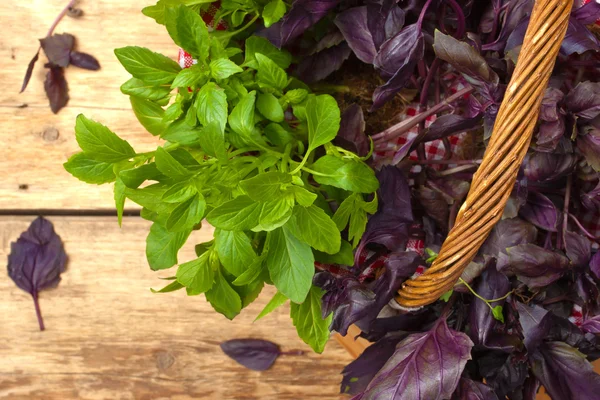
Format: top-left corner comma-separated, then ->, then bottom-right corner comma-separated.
334,104 -> 369,157
355,318 -> 473,400
44,66 -> 69,114
334,7 -> 377,64
39,33 -> 75,68
560,17 -> 600,56
7,217 -> 67,331
295,43 -> 351,83
69,51 -> 101,70
573,0 -> 600,25
469,259 -> 510,346
220,338 -> 281,371
531,341 -> 600,400
456,378 -> 499,400
518,191 -> 559,232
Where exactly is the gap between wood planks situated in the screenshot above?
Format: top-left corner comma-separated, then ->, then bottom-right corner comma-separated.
0,209 -> 140,217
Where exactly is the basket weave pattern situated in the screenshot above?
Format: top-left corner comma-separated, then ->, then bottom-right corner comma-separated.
396,0 -> 574,308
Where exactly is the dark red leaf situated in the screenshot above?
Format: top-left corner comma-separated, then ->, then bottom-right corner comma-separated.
44,66 -> 69,114
69,51 -> 100,70
39,33 -> 75,67
20,49 -> 40,93
220,339 -> 281,371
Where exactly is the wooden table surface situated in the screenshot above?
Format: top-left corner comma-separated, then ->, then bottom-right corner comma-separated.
0,1 -> 351,399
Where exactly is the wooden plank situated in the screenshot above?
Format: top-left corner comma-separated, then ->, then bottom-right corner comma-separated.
0,217 -> 351,399
0,0 -> 177,210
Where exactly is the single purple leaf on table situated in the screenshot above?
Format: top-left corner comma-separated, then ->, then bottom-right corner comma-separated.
39,33 -> 75,67
566,81 -> 600,120
20,49 -> 40,93
573,0 -> 600,24
44,66 -> 69,114
456,378 -> 499,400
563,230 -> 591,267
469,259 -> 510,345
295,43 -> 351,83
7,217 -> 67,331
69,51 -> 100,70
518,191 -> 559,232
522,152 -> 577,182
220,338 -> 281,371
334,104 -> 369,157
560,17 -> 600,56
531,341 -> 600,400
502,244 -> 570,289
355,317 -> 473,400
334,7 -> 377,64
341,333 -> 404,395
480,218 -> 537,258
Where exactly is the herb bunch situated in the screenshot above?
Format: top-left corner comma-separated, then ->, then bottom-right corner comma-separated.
64,2 -> 378,353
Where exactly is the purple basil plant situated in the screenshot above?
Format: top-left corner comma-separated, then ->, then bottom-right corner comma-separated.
262,0 -> 600,398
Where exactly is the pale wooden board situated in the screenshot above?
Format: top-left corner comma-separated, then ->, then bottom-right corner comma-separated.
0,217 -> 352,399
0,0 -> 176,210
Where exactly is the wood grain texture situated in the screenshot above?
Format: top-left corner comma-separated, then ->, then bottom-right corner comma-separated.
0,217 -> 352,399
0,0 -> 175,210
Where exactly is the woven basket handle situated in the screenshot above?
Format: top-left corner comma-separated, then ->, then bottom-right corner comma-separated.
396,0 -> 574,308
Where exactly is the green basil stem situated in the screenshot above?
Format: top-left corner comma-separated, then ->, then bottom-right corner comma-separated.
457,277 -> 512,312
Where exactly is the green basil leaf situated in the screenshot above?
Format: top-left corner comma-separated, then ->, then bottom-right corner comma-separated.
75,114 -> 136,162
205,266 -> 243,319
262,0 -> 286,27
311,155 -> 379,193
284,88 -> 308,104
210,58 -> 243,80
230,10 -> 247,27
114,177 -> 126,227
348,206 -> 368,247
154,147 -> 192,179
162,120 -> 201,145
314,240 -> 354,266
215,229 -> 257,276
119,163 -> 164,189
239,171 -> 291,202
142,0 -> 216,24
255,291 -> 287,321
264,123 -> 294,148
266,226 -> 314,303
164,102 -> 183,122
206,195 -> 261,231
171,64 -> 207,88
306,94 -> 340,153
115,46 -> 180,85
166,193 -> 206,232
146,222 -> 191,270
232,254 -> 266,286
228,91 -> 256,136
126,184 -> 177,215
332,194 -> 356,230
130,96 -> 168,136
288,186 -> 317,207
197,82 -> 228,132
176,251 -> 215,293
64,152 -> 116,184
165,4 -> 210,60
244,36 -> 291,69
291,286 -> 332,353
286,205 -> 341,254
150,280 -> 184,293
255,53 -> 288,91
256,92 -> 284,122
198,121 -> 227,161
120,78 -> 172,101
252,197 -> 295,232
236,280 -> 264,308
161,181 -> 197,203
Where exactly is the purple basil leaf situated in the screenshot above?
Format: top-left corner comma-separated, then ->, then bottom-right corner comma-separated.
356,318 -> 473,400
539,87 -> 564,122
355,166 -> 413,264
330,280 -> 377,336
535,119 -> 565,152
296,42 -> 351,83
39,33 -> 75,67
576,272 -> 600,319
7,217 -> 67,331
505,17 -> 529,53
370,251 -> 420,310
20,49 -> 40,93
220,338 -> 281,371
581,180 -> 600,213
564,230 -> 591,267
518,191 -> 559,232
341,334 -> 404,395
503,244 -> 570,289
311,30 -> 345,53
268,0 -> 340,48
469,259 -> 510,345
69,51 -> 100,70
485,0 -> 533,52
560,17 -> 600,56
581,315 -> 600,334
516,302 -> 549,351
427,178 -> 470,201
366,0 -> 404,50
480,218 -> 538,258
391,134 -> 419,164
44,66 -> 69,114
531,341 -> 600,400
420,113 -> 483,143
334,104 -> 369,157
384,5 -> 405,41
334,7 -> 377,64
482,353 -> 529,399
590,251 -> 600,279
573,0 -> 600,24
417,186 -> 450,231
566,81 -> 600,120
523,152 -> 577,182
578,126 -> 600,171
456,378 -> 499,400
